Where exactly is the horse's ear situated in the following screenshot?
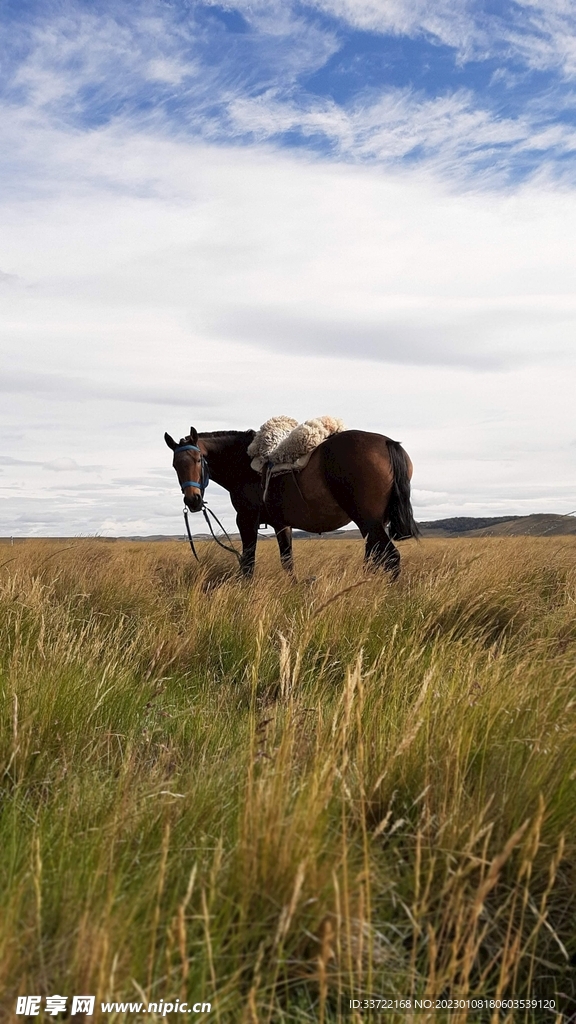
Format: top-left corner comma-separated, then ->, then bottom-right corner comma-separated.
164,432 -> 178,450
189,427 -> 198,444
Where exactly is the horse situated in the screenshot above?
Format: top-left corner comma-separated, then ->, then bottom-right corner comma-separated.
164,426 -> 419,578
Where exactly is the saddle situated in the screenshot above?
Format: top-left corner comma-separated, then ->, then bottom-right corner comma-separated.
247,416 -> 345,472
247,416 -> 346,507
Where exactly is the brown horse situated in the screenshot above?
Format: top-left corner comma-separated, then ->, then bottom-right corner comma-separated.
164,426 -> 419,577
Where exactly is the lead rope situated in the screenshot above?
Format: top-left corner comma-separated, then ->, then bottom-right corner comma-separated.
183,504 -> 243,566
202,505 -> 243,564
183,506 -> 200,561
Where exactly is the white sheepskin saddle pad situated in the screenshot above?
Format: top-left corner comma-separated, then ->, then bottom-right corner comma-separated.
247,416 -> 346,472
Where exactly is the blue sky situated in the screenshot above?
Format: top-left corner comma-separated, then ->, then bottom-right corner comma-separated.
4,0 -> 576,180
1,0 -> 575,535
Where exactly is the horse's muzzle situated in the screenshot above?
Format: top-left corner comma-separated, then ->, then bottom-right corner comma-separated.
184,492 -> 204,513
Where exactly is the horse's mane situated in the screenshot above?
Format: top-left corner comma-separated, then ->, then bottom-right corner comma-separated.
198,430 -> 255,440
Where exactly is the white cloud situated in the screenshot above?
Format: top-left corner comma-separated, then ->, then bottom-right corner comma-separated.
43,457 -> 96,472
412,488 -> 451,506
306,0 -> 576,79
227,85 -> 576,179
0,269 -> 19,284
1,45 -> 575,533
146,58 -> 194,85
3,124 -> 576,371
4,0 -> 576,189
499,1 -> 576,78
0,369 -> 222,408
307,0 -> 479,52
4,2 -> 337,136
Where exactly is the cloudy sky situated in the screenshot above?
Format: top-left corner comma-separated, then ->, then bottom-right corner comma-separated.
1,0 -> 575,536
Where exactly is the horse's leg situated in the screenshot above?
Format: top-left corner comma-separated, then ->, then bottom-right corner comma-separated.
364,522 -> 401,579
236,510 -> 258,578
320,454 -> 403,579
273,525 -> 294,575
349,512 -> 401,578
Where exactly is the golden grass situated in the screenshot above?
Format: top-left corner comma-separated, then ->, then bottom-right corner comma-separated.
1,536 -> 575,1022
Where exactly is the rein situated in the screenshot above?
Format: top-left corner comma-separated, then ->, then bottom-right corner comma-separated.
176,442 -> 242,566
182,506 -> 242,566
202,506 -> 243,563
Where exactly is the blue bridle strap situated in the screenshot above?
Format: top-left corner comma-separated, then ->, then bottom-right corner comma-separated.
174,443 -> 209,494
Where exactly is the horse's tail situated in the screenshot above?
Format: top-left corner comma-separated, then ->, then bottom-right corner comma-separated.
386,439 -> 420,540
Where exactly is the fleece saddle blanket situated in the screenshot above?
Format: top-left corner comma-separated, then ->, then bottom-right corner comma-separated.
247,416 -> 346,473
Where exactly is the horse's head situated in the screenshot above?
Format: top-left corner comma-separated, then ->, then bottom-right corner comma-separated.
164,426 -> 208,513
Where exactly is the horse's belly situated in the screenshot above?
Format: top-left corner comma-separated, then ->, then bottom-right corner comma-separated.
292,506 -> 351,533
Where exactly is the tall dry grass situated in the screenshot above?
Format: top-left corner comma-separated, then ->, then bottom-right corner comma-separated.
1,536 -> 575,1022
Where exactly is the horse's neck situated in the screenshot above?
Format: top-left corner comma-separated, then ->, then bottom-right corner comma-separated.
201,436 -> 253,492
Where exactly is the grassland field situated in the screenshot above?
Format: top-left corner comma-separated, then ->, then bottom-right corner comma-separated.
1,536 -> 576,1023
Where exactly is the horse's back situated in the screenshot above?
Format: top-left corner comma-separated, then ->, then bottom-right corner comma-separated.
312,429 -> 409,525
318,429 -> 401,480
319,429 -> 399,460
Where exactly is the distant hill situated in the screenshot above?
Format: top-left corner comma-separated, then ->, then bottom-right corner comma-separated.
295,514 -> 576,539
418,516 -> 520,535
419,514 -> 576,537
466,513 -> 576,537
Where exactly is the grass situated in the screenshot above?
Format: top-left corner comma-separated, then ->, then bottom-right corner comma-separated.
1,536 -> 575,1022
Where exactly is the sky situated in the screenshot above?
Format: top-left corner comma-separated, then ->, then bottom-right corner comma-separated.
1,0 -> 575,537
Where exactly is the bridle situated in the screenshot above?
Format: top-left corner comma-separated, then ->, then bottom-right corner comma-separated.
174,442 -> 241,565
174,443 -> 210,495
